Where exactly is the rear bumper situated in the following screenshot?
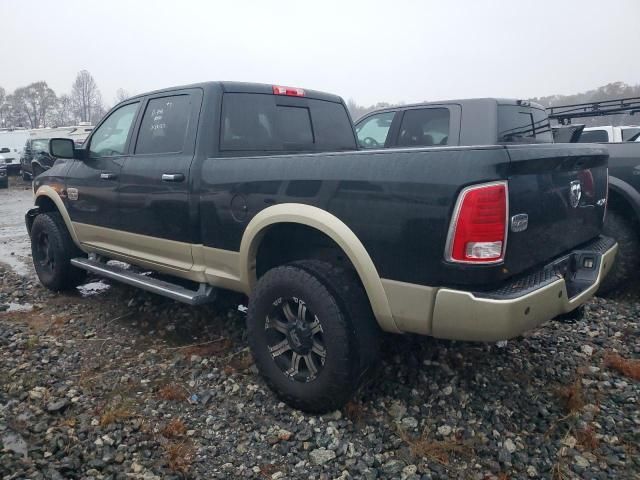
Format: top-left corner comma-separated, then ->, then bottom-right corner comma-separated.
430,236 -> 618,342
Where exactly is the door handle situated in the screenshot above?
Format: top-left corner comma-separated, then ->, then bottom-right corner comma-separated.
100,172 -> 117,180
162,173 -> 185,182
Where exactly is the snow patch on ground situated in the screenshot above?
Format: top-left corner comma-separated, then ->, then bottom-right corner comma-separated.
77,281 -> 111,297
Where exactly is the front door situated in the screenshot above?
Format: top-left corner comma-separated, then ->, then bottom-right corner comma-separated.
65,101 -> 141,243
117,89 -> 201,271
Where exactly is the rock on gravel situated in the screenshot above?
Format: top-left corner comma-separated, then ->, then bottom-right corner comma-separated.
1,250 -> 640,479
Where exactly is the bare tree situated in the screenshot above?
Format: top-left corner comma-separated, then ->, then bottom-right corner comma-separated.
11,82 -> 57,128
114,88 -> 131,104
53,94 -> 74,126
71,70 -> 103,123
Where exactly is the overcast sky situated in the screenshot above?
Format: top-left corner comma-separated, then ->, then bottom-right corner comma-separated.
1,0 -> 638,106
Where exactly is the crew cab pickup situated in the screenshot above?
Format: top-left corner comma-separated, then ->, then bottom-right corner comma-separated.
26,83 -> 616,412
547,98 -> 640,293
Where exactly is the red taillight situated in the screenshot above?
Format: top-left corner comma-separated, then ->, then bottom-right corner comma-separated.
446,182 -> 508,263
272,85 -> 305,97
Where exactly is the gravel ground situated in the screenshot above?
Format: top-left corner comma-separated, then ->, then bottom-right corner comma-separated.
1,175 -> 639,479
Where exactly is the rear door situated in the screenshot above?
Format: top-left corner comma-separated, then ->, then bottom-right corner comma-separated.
117,89 -> 202,271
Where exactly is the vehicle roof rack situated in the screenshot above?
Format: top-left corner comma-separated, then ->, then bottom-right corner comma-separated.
547,97 -> 640,124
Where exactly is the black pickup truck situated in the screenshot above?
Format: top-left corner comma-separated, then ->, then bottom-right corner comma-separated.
547,98 -> 640,293
26,82 -> 616,412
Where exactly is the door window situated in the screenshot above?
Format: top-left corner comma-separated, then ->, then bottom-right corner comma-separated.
397,108 -> 450,147
578,129 -> 609,143
89,103 -> 139,158
135,95 -> 192,154
356,112 -> 394,149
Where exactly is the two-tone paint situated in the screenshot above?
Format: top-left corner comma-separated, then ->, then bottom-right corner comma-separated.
29,82 -> 614,339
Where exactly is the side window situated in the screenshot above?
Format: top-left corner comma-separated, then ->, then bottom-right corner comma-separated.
397,108 -> 450,147
135,95 -> 191,154
356,112 -> 394,149
578,130 -> 609,143
622,128 -> 640,142
89,103 -> 139,158
32,140 -> 47,153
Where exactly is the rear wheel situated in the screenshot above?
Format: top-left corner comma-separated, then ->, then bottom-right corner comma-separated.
247,261 -> 379,412
30,212 -> 86,291
22,170 -> 30,181
599,210 -> 639,295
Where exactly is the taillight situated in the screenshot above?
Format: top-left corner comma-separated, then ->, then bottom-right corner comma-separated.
445,181 -> 508,264
272,85 -> 305,97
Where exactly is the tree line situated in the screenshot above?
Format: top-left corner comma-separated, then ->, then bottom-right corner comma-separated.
0,71 -> 131,129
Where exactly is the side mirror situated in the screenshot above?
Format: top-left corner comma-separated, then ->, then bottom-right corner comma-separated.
49,138 -> 75,159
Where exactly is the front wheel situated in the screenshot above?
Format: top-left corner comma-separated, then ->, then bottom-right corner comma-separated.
30,212 -> 86,291
21,170 -> 30,181
247,262 -> 379,412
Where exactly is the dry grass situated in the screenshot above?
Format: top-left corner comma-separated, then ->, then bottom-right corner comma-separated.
552,461 -> 569,480
228,349 -> 254,371
163,441 -> 194,474
555,378 -> 585,414
343,400 -> 365,423
182,338 -> 233,357
398,428 -> 471,465
603,352 -> 640,380
161,418 -> 187,439
259,463 -> 280,478
157,383 -> 188,401
576,424 -> 599,451
100,406 -> 133,426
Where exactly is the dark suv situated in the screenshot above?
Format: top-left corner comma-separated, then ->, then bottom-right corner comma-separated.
0,164 -> 7,188
20,138 -> 57,180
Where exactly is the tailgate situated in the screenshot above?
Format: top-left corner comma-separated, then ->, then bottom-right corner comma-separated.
504,144 -> 609,275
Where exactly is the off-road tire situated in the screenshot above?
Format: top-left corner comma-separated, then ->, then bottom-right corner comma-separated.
33,165 -> 44,178
599,210 -> 640,296
247,262 -> 379,412
22,170 -> 30,181
30,212 -> 86,291
292,259 -> 381,378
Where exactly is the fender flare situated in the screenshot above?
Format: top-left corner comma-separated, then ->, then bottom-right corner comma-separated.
239,203 -> 399,333
34,185 -> 82,248
608,176 -> 640,221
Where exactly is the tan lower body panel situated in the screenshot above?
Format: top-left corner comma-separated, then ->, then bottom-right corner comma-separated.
381,279 -> 437,335
72,222 -> 244,290
430,243 -> 618,342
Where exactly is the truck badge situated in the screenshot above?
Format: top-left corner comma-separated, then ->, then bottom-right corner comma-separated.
569,180 -> 581,208
67,188 -> 78,201
510,214 -> 529,232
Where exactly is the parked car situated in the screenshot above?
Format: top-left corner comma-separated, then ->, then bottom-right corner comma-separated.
577,125 -> 640,143
547,98 -> 640,293
26,82 -> 616,411
20,138 -> 58,180
0,164 -> 8,188
0,146 -> 21,174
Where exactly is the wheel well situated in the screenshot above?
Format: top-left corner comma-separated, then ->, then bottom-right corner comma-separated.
255,223 -> 355,279
35,195 -> 58,214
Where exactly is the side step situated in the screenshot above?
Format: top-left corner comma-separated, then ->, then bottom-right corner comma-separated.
71,257 -> 216,305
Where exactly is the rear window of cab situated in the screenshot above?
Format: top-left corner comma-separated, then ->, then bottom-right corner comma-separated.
497,105 -> 553,144
220,93 -> 356,152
